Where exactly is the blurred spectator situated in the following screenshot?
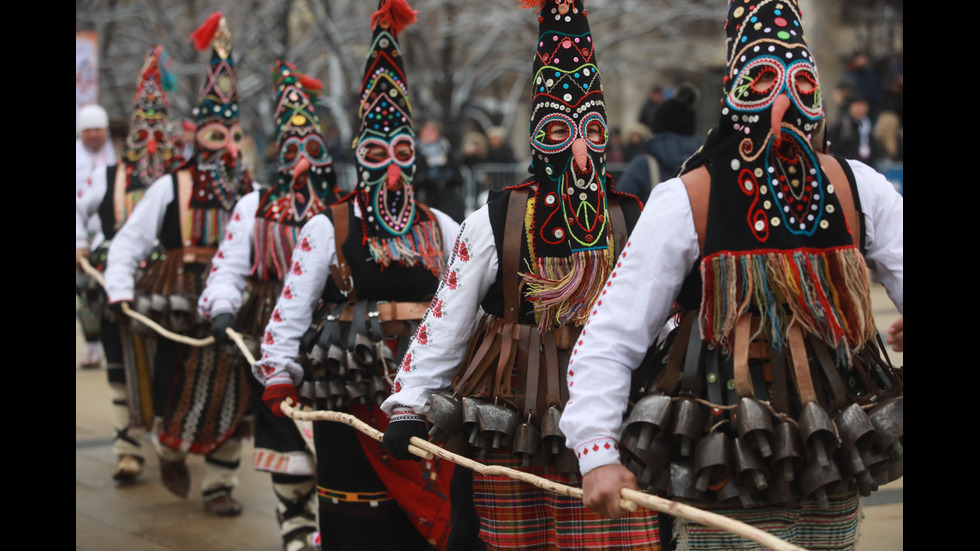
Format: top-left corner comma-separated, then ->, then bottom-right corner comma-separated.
485,126 -> 517,163
638,85 -> 665,133
842,51 -> 881,122
417,119 -> 454,184
616,84 -> 703,200
76,103 -> 116,193
622,121 -> 652,162
875,56 -> 903,161
605,126 -> 625,164
416,119 -> 464,221
828,92 -> 885,168
460,130 -> 489,169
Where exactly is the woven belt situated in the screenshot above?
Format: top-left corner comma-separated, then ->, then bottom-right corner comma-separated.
316,486 -> 392,506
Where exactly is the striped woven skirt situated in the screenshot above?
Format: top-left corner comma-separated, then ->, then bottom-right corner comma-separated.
472,452 -> 661,550
673,493 -> 862,550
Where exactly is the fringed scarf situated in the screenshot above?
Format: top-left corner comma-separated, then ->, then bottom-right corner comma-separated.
252,217 -> 303,282
365,217 -> 445,277
699,246 -> 874,361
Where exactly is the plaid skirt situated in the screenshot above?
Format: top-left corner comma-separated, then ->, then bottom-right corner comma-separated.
674,493 -> 862,550
473,452 -> 661,550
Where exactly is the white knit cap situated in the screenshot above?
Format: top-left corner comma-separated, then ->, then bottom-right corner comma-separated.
77,104 -> 109,132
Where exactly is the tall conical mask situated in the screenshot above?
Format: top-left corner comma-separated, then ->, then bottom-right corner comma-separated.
351,0 -> 419,240
683,0 -> 874,359
520,0 -> 614,331
123,45 -> 177,198
188,12 -> 249,215
252,60 -> 338,281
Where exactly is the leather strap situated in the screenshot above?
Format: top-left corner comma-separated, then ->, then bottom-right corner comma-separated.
329,203 -> 356,300
733,313 -> 754,399
453,318 -> 504,397
542,330 -> 562,408
111,162 -> 128,229
523,329 -> 542,419
661,311 -> 695,394
176,170 -> 192,248
808,333 -> 847,412
769,345 -> 791,414
503,188 -> 529,322
787,324 -> 817,405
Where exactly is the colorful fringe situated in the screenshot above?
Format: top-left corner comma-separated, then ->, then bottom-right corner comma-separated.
190,207 -> 232,248
521,237 -> 614,332
365,219 -> 445,277
252,218 -> 301,281
699,245 -> 874,362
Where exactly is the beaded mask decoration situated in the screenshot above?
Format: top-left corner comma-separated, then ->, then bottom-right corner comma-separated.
682,0 -> 873,359
252,61 -> 338,281
187,12 -> 252,247
519,0 -> 615,331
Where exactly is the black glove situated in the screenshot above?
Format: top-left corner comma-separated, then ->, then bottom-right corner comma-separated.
383,409 -> 429,461
210,313 -> 236,343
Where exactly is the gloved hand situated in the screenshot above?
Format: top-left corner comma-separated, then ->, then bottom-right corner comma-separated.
383,408 -> 428,461
262,384 -> 298,418
210,313 -> 236,343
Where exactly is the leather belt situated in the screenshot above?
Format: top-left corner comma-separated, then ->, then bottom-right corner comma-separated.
337,301 -> 430,322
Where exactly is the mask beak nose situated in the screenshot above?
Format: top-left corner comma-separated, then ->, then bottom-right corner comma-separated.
572,138 -> 589,172
772,93 -> 791,142
386,163 -> 402,190
292,157 -> 311,181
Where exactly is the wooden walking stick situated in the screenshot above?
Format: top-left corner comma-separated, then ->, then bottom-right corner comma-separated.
79,255 -> 318,453
280,401 -> 806,551
78,256 -> 215,346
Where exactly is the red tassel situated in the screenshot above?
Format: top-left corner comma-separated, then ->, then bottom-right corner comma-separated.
370,0 -> 418,36
520,0 -> 548,9
298,73 -> 324,96
190,12 -> 223,51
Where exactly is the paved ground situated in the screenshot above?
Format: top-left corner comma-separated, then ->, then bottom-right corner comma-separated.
76,283 -> 902,550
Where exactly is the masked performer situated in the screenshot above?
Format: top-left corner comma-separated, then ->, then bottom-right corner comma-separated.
104,12 -> 255,516
253,1 -> 460,549
197,60 -> 338,550
76,45 -> 180,483
561,1 -> 903,549
381,1 -> 662,549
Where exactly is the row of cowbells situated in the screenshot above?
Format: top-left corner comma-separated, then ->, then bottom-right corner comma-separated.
425,393 -> 580,476
300,372 -> 391,411
307,333 -> 395,382
620,394 -> 903,507
132,291 -> 200,334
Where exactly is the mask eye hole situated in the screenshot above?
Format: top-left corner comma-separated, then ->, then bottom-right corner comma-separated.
547,121 -> 570,144
305,140 -> 323,159
394,143 -> 413,162
794,73 -> 816,94
752,67 -> 778,94
364,144 -> 389,163
284,143 -> 299,161
586,120 -> 604,146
